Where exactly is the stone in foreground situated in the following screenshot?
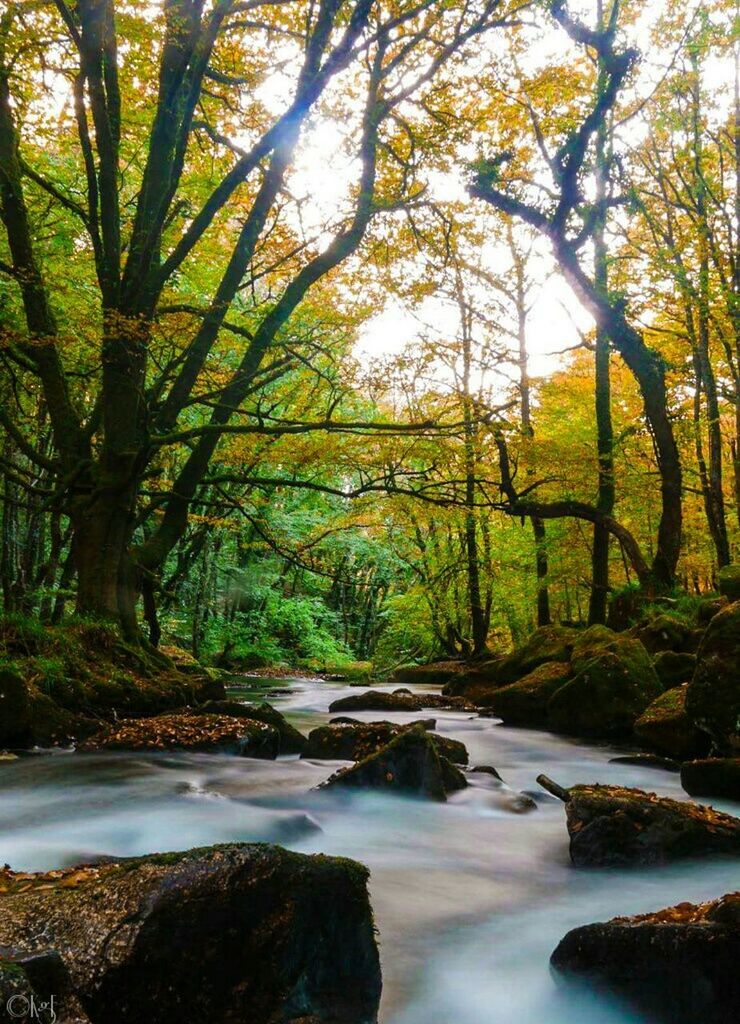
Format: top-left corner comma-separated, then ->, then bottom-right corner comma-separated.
539,778 -> 740,866
320,726 -> 467,801
681,759 -> 740,803
0,845 -> 381,1024
551,892 -> 740,1024
78,712 -> 279,757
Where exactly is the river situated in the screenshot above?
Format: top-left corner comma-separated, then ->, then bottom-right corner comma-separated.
1,677 -> 737,1023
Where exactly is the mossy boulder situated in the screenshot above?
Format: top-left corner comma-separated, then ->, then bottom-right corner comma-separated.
443,626 -> 577,700
490,625 -> 578,686
718,564 -> 740,602
633,614 -> 692,655
548,638 -> 662,738
551,891 -> 740,1024
319,726 -> 467,801
0,845 -> 382,1024
196,699 -> 306,755
569,624 -> 619,672
394,661 -> 463,686
686,600 -> 740,754
681,759 -> 740,803
328,688 -> 473,714
653,650 -> 696,688
485,662 -> 572,727
303,721 -> 467,764
0,668 -> 31,747
78,712 -> 280,757
634,684 -> 708,761
557,782 -> 740,866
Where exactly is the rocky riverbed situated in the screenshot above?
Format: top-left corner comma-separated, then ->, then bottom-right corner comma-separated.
1,676 -> 739,1023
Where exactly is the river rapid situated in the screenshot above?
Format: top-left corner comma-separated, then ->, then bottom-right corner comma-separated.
1,677 -> 738,1023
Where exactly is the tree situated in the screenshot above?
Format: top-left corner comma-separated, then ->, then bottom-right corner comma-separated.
470,0 -> 684,590
0,0 -> 517,640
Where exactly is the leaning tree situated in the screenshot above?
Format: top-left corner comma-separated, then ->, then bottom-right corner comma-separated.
0,0 -> 522,640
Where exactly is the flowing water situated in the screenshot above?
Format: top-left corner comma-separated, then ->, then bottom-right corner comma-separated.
1,677 -> 738,1023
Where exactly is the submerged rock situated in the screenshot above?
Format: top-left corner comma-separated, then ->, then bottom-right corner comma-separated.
548,637 -> 662,739
485,662 -> 572,725
686,600 -> 740,755
542,779 -> 740,866
78,712 -> 280,758
609,753 -> 680,772
303,721 -> 467,764
634,684 -> 708,760
681,759 -> 740,803
196,699 -> 306,755
0,845 -> 381,1024
551,891 -> 740,1024
328,689 -> 473,714
319,726 -> 466,801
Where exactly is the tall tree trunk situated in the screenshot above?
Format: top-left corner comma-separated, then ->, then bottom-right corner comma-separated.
512,234 -> 551,625
589,17 -> 616,624
691,51 -> 730,567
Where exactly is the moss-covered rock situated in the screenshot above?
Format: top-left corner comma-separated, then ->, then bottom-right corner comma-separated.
0,844 -> 382,1024
548,638 -> 662,739
196,699 -> 306,755
551,891 -> 740,1024
718,564 -> 740,602
686,600 -> 740,754
303,721 -> 467,764
569,624 -> 618,672
485,662 -> 572,726
633,614 -> 692,654
653,650 -> 696,688
328,688 -> 473,714
634,684 -> 708,760
78,712 -> 280,757
681,758 -> 740,803
319,726 -> 467,801
558,782 -> 740,866
394,661 -> 464,686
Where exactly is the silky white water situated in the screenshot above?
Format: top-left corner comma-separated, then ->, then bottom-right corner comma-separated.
1,678 -> 737,1023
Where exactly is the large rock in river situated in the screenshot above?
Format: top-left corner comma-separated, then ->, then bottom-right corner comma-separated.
0,668 -> 31,748
303,721 -> 467,764
551,891 -> 740,1024
681,758 -> 740,803
78,712 -> 280,758
548,636 -> 662,739
393,661 -> 464,686
444,626 -> 577,698
633,684 -> 708,760
686,600 -> 740,754
551,781 -> 740,866
0,845 -> 381,1024
485,662 -> 572,726
196,699 -> 307,755
328,689 -> 473,714
320,726 -> 467,801
652,650 -> 696,688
